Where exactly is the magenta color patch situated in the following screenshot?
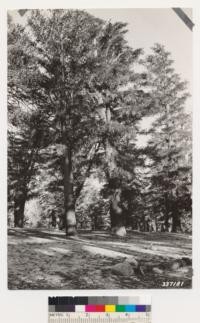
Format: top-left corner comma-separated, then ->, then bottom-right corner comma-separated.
85,305 -> 96,312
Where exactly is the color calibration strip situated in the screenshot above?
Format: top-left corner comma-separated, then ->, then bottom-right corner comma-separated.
48,297 -> 151,312
48,297 -> 151,323
49,304 -> 151,313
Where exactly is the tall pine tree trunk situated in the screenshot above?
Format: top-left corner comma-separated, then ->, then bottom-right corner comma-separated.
110,188 -> 126,236
104,107 -> 126,237
14,190 -> 26,228
64,146 -> 77,236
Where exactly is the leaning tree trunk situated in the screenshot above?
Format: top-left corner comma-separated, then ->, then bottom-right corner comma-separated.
14,190 -> 27,228
64,147 -> 77,236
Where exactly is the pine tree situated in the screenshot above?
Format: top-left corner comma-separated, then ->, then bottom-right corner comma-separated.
143,44 -> 192,232
8,16 -> 51,227
25,10 -> 110,235
89,22 -> 151,236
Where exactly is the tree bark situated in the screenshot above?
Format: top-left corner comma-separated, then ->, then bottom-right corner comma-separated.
103,106 -> 127,237
14,190 -> 26,228
110,188 -> 126,237
64,146 -> 77,236
171,214 -> 182,233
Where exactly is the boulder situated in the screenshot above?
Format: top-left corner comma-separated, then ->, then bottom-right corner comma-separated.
126,257 -> 139,268
111,261 -> 134,276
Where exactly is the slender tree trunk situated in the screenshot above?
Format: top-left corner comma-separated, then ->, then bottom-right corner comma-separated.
58,214 -> 65,230
14,190 -> 26,228
64,146 -> 77,236
169,192 -> 182,233
164,218 -> 169,232
164,193 -> 171,232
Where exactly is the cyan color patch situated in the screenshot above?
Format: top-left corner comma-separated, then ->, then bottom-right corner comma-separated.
125,305 -> 136,312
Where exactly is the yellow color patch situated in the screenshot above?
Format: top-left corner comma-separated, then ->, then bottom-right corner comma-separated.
105,305 -> 116,312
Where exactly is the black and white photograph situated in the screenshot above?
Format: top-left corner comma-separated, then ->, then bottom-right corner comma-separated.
7,8 -> 192,290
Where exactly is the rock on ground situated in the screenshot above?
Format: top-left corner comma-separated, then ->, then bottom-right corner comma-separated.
110,261 -> 134,276
125,257 -> 139,268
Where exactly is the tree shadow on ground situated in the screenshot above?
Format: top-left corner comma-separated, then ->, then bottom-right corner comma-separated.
8,228 -> 192,290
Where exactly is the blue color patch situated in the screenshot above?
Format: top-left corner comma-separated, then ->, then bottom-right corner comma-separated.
125,305 -> 136,312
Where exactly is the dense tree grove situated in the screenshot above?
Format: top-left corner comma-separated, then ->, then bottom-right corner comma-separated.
8,10 -> 192,236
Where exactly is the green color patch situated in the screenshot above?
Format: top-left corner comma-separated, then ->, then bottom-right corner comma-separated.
116,305 -> 126,312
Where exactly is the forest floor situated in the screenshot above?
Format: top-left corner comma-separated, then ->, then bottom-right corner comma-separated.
8,228 -> 192,289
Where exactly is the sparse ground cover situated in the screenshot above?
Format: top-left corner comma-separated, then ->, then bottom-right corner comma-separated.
8,228 -> 192,289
